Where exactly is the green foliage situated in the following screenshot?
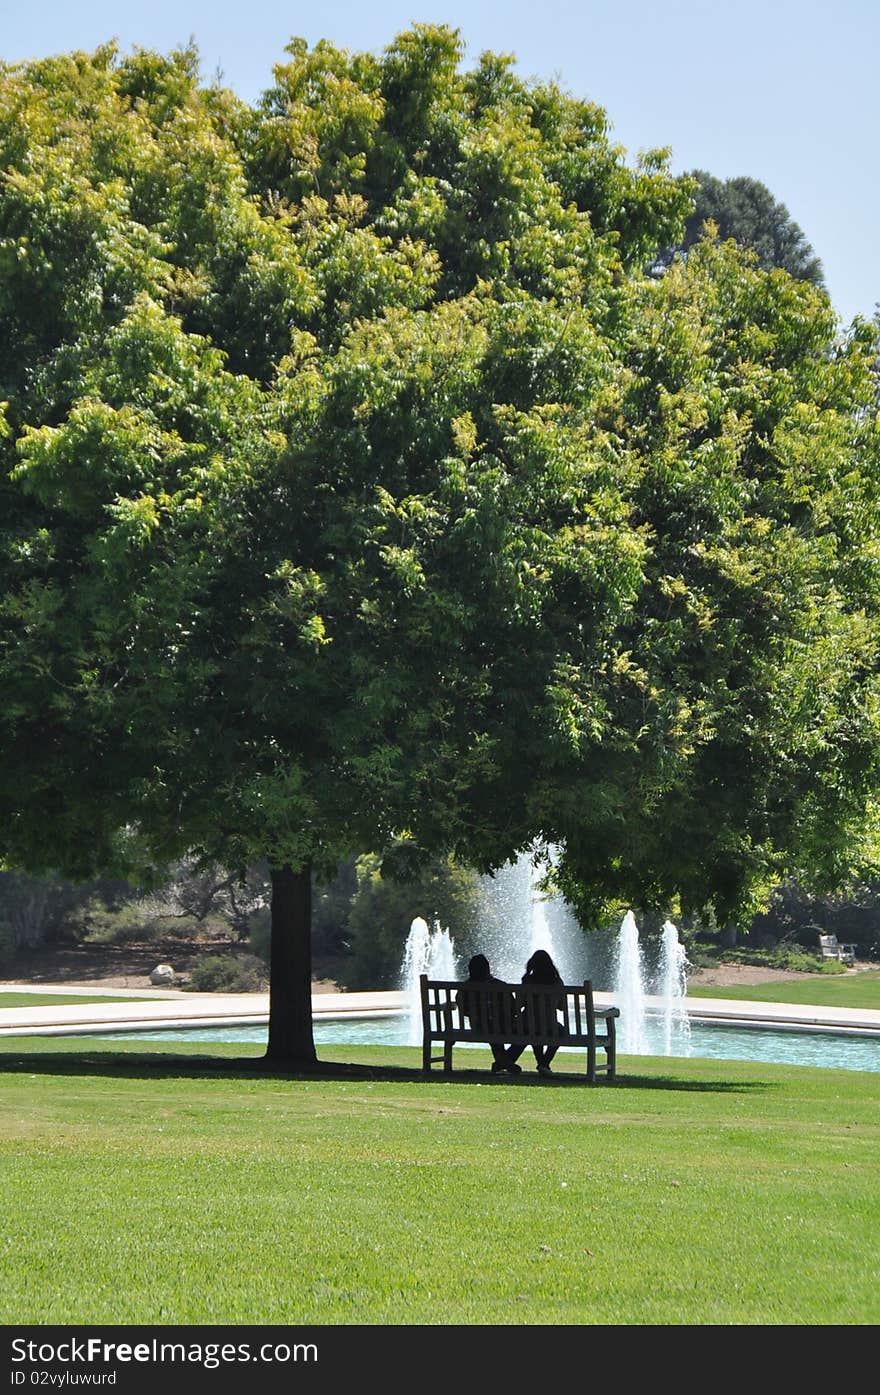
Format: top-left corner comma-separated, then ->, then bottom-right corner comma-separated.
554,240 -> 880,928
78,899 -> 159,946
695,944 -> 832,974
0,858 -> 270,954
128,858 -> 270,941
184,954 -> 268,992
77,900 -> 233,947
346,849 -> 482,987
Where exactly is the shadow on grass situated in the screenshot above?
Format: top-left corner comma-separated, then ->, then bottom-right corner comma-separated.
0,1048 -> 770,1092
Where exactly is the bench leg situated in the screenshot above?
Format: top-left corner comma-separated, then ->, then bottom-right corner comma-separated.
444,1039 -> 453,1074
422,1037 -> 432,1074
606,1019 -> 616,1081
587,1038 -> 596,1084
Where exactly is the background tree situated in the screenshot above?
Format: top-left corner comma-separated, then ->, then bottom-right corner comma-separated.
0,870 -> 88,962
1,30 -> 878,1067
345,850 -> 481,989
656,171 -> 825,285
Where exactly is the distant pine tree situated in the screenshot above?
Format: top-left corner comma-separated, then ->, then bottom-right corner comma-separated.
657,171 -> 825,286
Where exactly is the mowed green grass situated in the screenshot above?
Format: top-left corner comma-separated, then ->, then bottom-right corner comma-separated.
0,992 -> 156,1008
688,970 -> 880,1011
1,1036 -> 877,1326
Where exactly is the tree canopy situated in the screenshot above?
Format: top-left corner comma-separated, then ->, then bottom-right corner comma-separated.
1,28 -> 879,1062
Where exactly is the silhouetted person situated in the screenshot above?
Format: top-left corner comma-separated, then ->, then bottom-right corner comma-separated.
456,953 -> 520,1074
506,949 -> 565,1076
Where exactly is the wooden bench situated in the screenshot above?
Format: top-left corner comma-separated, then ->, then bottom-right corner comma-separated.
420,975 -> 619,1081
819,934 -> 856,967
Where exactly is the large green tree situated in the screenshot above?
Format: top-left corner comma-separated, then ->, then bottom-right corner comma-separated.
1,30 -> 878,1063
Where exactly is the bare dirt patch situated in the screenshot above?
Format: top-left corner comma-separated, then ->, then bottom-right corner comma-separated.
687,960 -> 878,988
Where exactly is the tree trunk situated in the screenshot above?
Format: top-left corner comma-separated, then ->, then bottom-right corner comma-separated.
266,863 -> 317,1065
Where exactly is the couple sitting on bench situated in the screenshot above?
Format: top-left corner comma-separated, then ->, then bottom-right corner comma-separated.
456,948 -> 564,1076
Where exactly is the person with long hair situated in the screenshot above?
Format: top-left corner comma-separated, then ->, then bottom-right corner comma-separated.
506,949 -> 565,1076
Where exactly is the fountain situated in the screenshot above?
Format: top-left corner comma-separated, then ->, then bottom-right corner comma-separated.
612,911 -> 692,1056
476,847 -> 586,982
400,916 -> 460,1044
657,919 -> 691,1056
427,921 -> 458,980
613,910 -> 649,1054
400,916 -> 430,1046
529,880 -> 556,960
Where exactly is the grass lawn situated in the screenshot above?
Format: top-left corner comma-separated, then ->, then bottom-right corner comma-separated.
1,1035 -> 877,1325
688,970 -> 880,1011
0,992 -> 156,1008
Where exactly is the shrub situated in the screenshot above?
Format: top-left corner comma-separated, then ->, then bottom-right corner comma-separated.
184,954 -> 268,993
711,944 -> 829,973
683,944 -> 723,970
80,901 -> 160,945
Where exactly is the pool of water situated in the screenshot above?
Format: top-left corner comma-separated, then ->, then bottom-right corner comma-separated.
100,1014 -> 880,1073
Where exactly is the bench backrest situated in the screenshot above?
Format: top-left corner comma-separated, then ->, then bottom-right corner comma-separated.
420,976 -> 601,1043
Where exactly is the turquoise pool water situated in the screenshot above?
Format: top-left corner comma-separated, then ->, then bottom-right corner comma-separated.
101,1014 -> 880,1073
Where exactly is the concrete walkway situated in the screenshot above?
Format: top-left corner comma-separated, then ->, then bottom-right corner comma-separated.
1,983 -> 878,1038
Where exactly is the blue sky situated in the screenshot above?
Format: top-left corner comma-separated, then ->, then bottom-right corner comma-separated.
1,0 -> 877,327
